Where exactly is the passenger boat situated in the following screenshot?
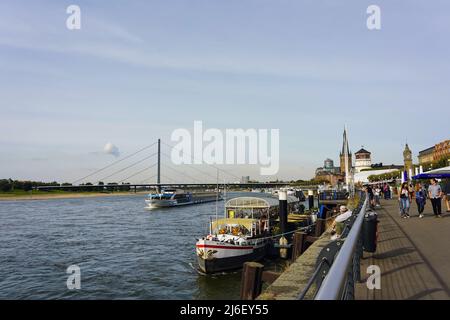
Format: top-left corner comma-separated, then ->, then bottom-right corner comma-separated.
196,196 -> 298,273
196,217 -> 269,274
145,189 -> 222,209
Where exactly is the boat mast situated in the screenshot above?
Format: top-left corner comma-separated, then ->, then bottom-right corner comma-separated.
223,178 -> 227,218
215,168 -> 219,227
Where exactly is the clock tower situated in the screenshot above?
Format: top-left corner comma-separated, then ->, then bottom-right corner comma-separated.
403,143 -> 413,173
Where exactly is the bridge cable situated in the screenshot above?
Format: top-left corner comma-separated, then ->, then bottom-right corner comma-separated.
160,140 -> 242,181
162,164 -> 204,184
118,163 -> 158,184
72,141 -> 158,184
137,174 -> 158,185
99,152 -> 158,182
160,151 -> 219,182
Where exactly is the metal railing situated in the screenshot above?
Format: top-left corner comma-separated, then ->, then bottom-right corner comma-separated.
314,196 -> 369,300
295,194 -> 368,300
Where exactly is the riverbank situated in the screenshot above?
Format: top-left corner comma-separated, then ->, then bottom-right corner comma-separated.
0,191 -> 148,201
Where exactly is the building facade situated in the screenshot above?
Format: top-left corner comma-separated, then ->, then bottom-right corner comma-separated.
418,146 -> 435,164
315,158 -> 341,178
315,171 -> 344,185
354,148 -> 372,173
434,139 -> 450,161
417,139 -> 450,165
324,158 -> 334,172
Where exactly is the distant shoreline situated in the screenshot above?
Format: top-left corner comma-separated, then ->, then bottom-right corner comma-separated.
0,191 -> 149,202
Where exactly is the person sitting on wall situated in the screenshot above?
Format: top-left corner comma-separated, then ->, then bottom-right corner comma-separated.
331,205 -> 353,240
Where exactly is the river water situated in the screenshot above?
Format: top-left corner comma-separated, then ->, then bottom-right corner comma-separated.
0,192 -> 295,300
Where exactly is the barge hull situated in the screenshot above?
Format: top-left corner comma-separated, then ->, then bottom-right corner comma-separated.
197,245 -> 267,274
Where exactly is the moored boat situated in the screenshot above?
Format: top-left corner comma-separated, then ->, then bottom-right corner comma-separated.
196,196 -> 299,273
196,218 -> 269,273
145,189 -> 222,209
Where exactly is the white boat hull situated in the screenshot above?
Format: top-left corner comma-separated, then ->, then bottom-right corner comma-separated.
196,238 -> 268,273
145,197 -> 220,209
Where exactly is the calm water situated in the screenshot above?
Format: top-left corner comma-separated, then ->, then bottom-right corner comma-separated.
0,192 -> 281,300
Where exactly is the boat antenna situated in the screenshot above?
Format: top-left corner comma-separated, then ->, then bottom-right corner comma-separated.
215,168 -> 219,233
223,177 -> 227,218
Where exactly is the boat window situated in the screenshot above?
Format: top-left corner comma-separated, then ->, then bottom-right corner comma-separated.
150,194 -> 172,199
214,224 -> 250,236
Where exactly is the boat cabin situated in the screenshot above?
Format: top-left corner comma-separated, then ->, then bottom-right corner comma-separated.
209,196 -> 298,238
225,196 -> 298,220
211,218 -> 260,238
148,189 -> 189,200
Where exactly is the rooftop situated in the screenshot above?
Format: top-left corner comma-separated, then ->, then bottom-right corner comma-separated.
355,148 -> 371,155
419,146 -> 435,154
225,196 -> 297,209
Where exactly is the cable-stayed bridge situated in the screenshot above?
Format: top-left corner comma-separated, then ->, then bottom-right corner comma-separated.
36,139 -> 314,191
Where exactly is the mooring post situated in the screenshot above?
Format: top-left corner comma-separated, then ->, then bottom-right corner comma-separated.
279,190 -> 288,259
291,231 -> 307,261
308,190 -> 314,210
317,189 -> 320,209
240,262 -> 264,300
315,218 -> 326,237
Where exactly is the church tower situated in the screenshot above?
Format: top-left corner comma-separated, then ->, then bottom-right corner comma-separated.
403,143 -> 413,173
340,128 -> 352,175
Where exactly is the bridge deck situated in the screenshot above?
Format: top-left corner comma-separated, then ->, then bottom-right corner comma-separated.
356,199 -> 450,300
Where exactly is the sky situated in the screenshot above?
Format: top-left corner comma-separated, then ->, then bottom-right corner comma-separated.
0,0 -> 449,183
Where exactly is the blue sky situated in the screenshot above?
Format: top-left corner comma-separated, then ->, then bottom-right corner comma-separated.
1,0 -> 449,183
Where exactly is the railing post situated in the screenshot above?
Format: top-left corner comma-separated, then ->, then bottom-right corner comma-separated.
240,262 -> 264,300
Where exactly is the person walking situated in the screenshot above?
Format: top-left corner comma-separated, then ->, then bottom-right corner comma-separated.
374,185 -> 381,207
409,184 -> 415,200
415,183 -> 426,218
443,179 -> 450,213
366,185 -> 375,208
428,179 -> 443,218
383,183 -> 390,200
399,182 -> 411,218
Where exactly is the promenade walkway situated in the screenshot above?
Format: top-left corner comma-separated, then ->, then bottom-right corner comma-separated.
356,199 -> 450,300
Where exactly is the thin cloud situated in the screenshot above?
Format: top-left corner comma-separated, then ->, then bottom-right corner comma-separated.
103,142 -> 120,157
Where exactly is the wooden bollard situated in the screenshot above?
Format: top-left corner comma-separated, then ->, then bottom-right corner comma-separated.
315,219 -> 326,237
291,231 -> 307,261
240,262 -> 264,300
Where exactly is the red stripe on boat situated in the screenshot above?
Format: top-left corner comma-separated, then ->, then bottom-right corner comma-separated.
196,244 -> 253,250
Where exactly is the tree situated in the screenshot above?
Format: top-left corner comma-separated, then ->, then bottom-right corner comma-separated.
23,181 -> 33,192
0,179 -> 12,192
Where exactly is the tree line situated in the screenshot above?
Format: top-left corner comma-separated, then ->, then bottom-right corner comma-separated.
0,179 -> 60,192
0,179 -> 132,192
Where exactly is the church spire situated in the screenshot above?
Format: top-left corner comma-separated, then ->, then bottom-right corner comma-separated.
341,127 -> 351,156
340,126 -> 352,176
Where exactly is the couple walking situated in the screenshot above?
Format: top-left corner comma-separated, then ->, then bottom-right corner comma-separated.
399,179 -> 444,218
